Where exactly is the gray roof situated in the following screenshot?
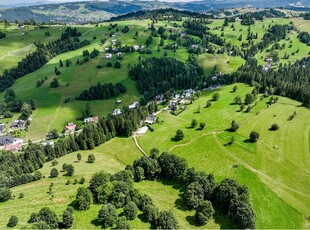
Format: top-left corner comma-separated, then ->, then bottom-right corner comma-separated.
0,124 -> 4,133
0,135 -> 14,146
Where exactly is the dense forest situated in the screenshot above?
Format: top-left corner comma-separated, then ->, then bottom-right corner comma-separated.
77,82 -> 127,101
129,56 -> 205,103
0,27 -> 90,93
297,32 -> 310,46
226,57 -> 310,107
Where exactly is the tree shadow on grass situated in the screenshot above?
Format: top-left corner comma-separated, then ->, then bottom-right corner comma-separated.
158,177 -> 186,192
213,208 -> 234,229
67,200 -> 79,211
243,139 -> 254,143
186,215 -> 199,227
137,213 -> 149,224
174,198 -> 188,211
90,218 -> 101,227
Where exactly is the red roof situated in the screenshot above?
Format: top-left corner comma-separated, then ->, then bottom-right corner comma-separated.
4,143 -> 22,152
65,124 -> 76,131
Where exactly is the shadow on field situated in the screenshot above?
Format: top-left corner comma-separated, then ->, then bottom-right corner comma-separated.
213,208 -> 234,229
90,218 -> 101,227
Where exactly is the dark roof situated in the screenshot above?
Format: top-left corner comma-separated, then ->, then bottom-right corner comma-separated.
0,124 -> 4,133
0,135 -> 14,146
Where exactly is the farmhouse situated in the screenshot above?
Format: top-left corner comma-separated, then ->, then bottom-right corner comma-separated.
64,122 -> 77,133
112,109 -> 122,116
10,120 -> 26,129
128,101 -> 139,109
84,116 -> 99,123
145,114 -> 157,124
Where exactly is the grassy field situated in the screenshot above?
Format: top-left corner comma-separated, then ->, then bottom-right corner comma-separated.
137,83 -> 310,229
0,19 -> 243,140
0,84 -> 309,228
0,24 -> 65,74
0,137 -> 145,229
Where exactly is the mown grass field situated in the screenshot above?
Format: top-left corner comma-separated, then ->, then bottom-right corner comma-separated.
0,24 -> 65,73
0,84 -> 308,229
137,83 -> 310,229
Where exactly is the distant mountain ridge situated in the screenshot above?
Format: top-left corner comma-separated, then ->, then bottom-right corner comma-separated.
0,0 -> 309,23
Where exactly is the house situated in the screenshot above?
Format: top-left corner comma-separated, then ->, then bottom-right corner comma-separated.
84,116 -> 99,123
128,102 -> 139,110
117,52 -> 122,57
154,94 -> 164,101
10,120 -> 26,129
105,53 -> 112,59
112,109 -> 122,116
116,99 -> 122,104
191,44 -> 199,49
0,135 -> 23,151
64,122 -> 77,133
111,39 -> 117,45
42,141 -> 55,147
0,124 -> 5,135
133,45 -> 140,51
136,126 -> 148,135
145,114 -> 157,124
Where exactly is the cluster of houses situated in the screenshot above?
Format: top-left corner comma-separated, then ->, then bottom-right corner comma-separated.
0,135 -> 24,152
0,119 -> 27,136
262,56 -> 273,72
63,116 -> 99,133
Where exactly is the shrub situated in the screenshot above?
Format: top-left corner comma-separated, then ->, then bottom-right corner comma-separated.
87,154 -> 95,163
249,131 -> 260,142
50,168 -> 59,178
0,187 -> 12,202
7,215 -> 18,227
270,124 -> 279,131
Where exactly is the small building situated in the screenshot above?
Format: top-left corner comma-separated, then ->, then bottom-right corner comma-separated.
105,53 -> 112,59
10,120 -> 26,129
112,109 -> 122,116
4,143 -> 23,152
191,44 -> 199,49
111,39 -> 117,45
64,122 -> 76,133
136,126 -> 148,135
145,114 -> 157,124
116,99 -> 122,104
42,141 -> 55,147
154,94 -> 164,101
133,45 -> 140,51
117,52 -> 122,57
128,102 -> 139,110
0,124 -> 5,135
84,116 -> 99,123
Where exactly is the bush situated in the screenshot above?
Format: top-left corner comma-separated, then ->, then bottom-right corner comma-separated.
80,177 -> 86,184
195,200 -> 215,225
65,164 -> 75,176
230,120 -> 239,132
98,203 -> 117,227
249,131 -> 260,142
270,124 -> 279,131
7,215 -> 18,227
0,187 -> 12,202
123,201 -> 138,220
50,78 -> 59,88
174,129 -> 184,141
50,168 -> 59,178
87,154 -> 95,163
75,187 -> 92,210
212,92 -> 220,101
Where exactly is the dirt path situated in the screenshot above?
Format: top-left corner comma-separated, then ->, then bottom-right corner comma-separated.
132,134 -> 148,157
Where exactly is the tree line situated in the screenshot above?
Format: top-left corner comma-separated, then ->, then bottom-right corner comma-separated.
0,103 -> 159,189
297,31 -> 310,46
129,56 -> 205,104
77,82 -> 127,101
131,151 -> 255,228
225,57 -> 310,107
0,27 -> 90,93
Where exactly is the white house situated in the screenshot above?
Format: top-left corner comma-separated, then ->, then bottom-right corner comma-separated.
128,102 -> 139,110
105,53 -> 112,59
112,109 -> 122,116
84,116 -> 99,123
